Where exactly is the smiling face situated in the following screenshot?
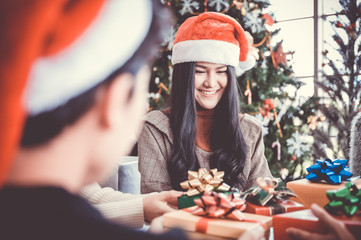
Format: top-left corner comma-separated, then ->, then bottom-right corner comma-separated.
194,62 -> 228,110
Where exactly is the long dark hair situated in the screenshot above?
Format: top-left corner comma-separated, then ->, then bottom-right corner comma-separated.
167,62 -> 247,190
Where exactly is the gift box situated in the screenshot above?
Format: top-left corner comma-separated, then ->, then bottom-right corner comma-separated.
273,209 -> 361,240
163,208 -> 272,240
178,168 -> 233,209
242,177 -> 304,216
286,178 -> 361,209
178,191 -> 237,209
305,158 -> 353,184
245,199 -> 304,216
178,193 -> 202,209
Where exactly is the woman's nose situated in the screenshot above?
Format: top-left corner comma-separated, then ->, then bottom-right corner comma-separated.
204,72 -> 217,88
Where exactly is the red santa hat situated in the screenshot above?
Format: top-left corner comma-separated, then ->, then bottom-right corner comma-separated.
0,0 -> 152,186
172,12 -> 255,70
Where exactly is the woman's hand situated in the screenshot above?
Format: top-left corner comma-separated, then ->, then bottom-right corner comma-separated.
286,204 -> 356,240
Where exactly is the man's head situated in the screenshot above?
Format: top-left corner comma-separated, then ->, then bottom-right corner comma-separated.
1,0 -> 171,186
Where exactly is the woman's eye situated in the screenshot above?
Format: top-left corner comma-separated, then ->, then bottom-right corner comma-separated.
195,70 -> 205,74
217,70 -> 227,74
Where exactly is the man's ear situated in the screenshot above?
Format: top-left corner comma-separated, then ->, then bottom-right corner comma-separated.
97,73 -> 134,128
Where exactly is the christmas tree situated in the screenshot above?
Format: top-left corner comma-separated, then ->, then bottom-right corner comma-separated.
312,0 -> 361,160
149,0 -> 316,182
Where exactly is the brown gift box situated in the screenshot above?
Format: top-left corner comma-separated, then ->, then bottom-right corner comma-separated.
286,178 -> 361,209
163,207 -> 272,240
245,200 -> 304,216
273,209 -> 361,240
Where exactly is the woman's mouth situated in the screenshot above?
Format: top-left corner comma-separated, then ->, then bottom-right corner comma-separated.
198,89 -> 219,96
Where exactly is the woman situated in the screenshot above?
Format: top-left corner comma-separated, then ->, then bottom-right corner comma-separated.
139,12 -> 272,194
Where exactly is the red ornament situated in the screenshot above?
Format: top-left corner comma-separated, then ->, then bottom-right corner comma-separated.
272,44 -> 287,68
345,23 -> 356,33
260,99 -> 274,118
263,14 -> 274,26
336,21 -> 343,28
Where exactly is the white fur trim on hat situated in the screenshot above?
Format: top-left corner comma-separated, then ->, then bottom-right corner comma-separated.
172,40 -> 240,67
24,0 -> 152,116
238,54 -> 256,71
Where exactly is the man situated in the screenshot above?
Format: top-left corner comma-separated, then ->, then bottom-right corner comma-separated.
0,0 -> 186,239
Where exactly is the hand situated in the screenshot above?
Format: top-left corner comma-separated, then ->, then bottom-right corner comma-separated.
286,204 -> 356,240
149,216 -> 164,233
143,190 -> 183,222
238,226 -> 265,240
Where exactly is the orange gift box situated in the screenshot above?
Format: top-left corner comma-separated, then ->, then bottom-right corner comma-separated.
286,178 -> 361,209
163,207 -> 272,240
273,209 -> 361,240
245,200 -> 304,216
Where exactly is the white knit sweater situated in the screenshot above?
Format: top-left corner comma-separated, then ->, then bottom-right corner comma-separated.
79,182 -> 144,228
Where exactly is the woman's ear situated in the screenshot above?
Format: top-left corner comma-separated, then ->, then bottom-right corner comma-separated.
97,73 -> 135,129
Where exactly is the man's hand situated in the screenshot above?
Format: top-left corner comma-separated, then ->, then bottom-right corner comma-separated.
286,204 -> 356,240
143,190 -> 183,222
149,216 -> 164,233
238,226 -> 265,240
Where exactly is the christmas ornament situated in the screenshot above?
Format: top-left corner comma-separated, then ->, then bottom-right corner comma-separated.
207,0 -> 230,12
263,13 -> 274,26
324,182 -> 361,217
260,99 -> 274,118
286,131 -> 310,158
155,82 -> 169,103
180,168 -> 231,196
245,32 -> 260,60
275,99 -> 292,123
233,0 -> 243,10
161,26 -> 176,50
244,80 -> 252,105
271,43 -> 287,68
179,0 -> 200,15
305,158 -> 353,185
243,9 -> 264,33
160,0 -> 172,6
272,140 -> 281,161
241,6 -> 247,15
260,99 -> 283,138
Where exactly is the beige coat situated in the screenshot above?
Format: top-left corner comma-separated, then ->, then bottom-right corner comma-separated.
79,182 -> 144,228
138,110 -> 272,193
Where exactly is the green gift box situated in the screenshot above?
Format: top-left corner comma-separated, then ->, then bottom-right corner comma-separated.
178,193 -> 202,209
242,182 -> 296,206
178,191 -> 234,209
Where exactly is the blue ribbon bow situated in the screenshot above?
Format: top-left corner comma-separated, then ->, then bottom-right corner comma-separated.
305,158 -> 353,184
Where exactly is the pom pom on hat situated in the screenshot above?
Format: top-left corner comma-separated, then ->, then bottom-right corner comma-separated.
0,0 -> 152,186
171,12 -> 255,70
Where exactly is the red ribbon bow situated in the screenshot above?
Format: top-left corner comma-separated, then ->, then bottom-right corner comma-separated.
192,191 -> 246,221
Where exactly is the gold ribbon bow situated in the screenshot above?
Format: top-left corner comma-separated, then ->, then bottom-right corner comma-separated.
256,177 -> 279,194
180,168 -> 231,196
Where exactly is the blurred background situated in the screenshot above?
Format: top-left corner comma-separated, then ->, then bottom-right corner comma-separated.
145,0 -> 360,182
